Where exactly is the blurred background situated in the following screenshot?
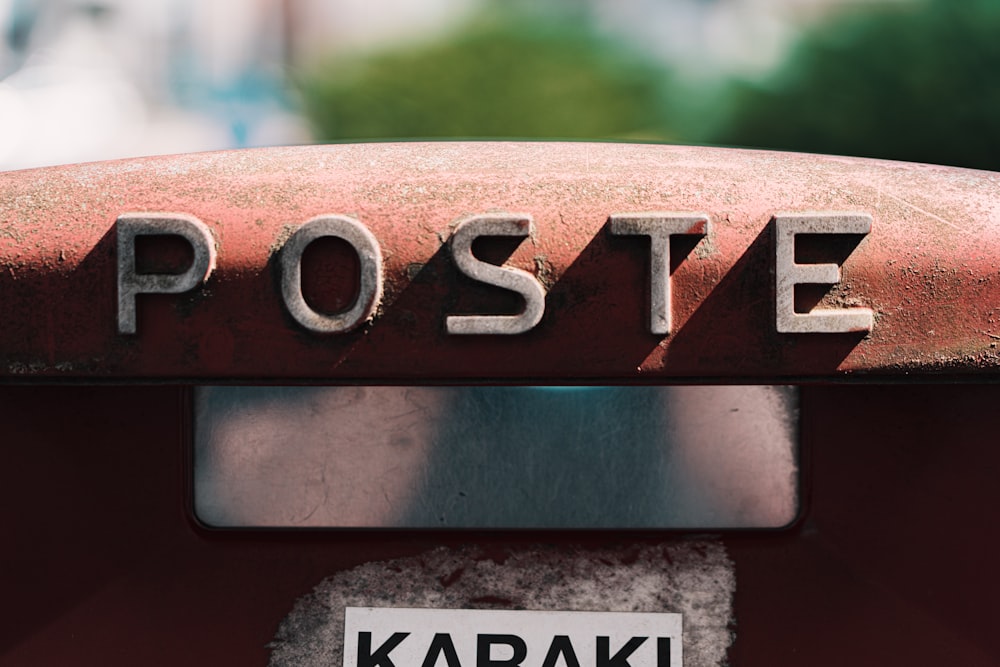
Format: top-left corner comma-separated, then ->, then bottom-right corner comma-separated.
1,0 -> 997,172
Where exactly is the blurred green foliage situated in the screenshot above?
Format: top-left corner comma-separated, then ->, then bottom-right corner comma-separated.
299,0 -> 1000,172
298,12 -> 675,141
715,0 -> 1000,170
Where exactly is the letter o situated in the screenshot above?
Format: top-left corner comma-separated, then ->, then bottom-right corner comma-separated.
279,215 -> 383,333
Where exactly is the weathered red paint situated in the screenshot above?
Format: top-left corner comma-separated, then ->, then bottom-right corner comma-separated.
3,144 -> 1000,665
2,142 -> 999,380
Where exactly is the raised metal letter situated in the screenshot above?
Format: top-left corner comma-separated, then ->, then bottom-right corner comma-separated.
774,212 -> 874,334
609,213 -> 710,335
279,215 -> 383,333
446,214 -> 545,335
116,213 -> 216,335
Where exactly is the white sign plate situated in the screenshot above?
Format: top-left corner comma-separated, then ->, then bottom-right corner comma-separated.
343,607 -> 682,667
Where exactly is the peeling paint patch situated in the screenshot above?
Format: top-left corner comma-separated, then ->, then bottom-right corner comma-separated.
268,542 -> 734,667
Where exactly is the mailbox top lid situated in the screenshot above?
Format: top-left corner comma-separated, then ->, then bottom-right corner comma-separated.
2,141 -> 999,382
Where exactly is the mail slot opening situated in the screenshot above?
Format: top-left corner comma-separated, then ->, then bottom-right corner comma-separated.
193,385 -> 799,530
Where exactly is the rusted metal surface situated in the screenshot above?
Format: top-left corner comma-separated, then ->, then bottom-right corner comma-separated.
1,142 -> 999,380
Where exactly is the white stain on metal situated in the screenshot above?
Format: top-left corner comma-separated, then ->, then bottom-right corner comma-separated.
279,215 -> 384,333
881,191 -> 961,231
446,214 -> 546,335
774,212 -> 874,334
269,543 -> 734,667
608,213 -> 710,335
116,212 -> 216,335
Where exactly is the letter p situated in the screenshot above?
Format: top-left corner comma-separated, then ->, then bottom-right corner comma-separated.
116,213 -> 216,334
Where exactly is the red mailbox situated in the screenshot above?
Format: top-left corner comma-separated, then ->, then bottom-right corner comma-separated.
2,143 -> 998,665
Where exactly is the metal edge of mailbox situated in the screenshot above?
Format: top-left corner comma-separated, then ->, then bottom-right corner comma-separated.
1,141 -> 999,381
